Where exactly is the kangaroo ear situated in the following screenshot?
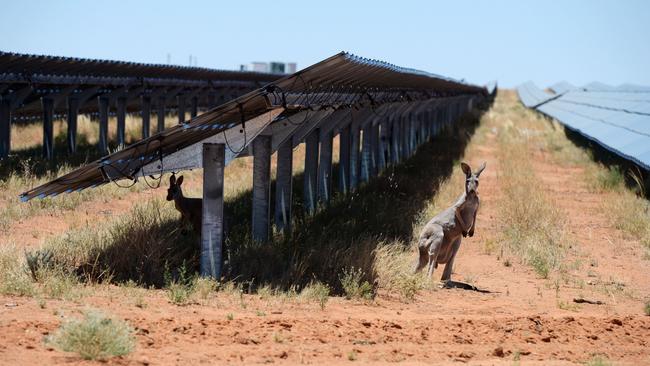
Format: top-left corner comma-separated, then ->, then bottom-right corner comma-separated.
475,161 -> 487,177
169,175 -> 176,185
177,175 -> 184,186
461,162 -> 472,176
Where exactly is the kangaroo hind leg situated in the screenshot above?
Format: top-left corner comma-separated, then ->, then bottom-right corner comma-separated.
441,237 -> 462,282
425,225 -> 445,278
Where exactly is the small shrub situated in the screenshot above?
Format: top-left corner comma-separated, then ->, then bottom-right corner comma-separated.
0,246 -> 36,297
587,355 -> 612,366
256,284 -> 276,300
134,295 -> 147,309
482,238 -> 497,254
25,249 -> 55,281
373,243 -> 428,301
164,262 -> 195,305
39,268 -> 80,300
604,191 -> 650,249
557,300 -> 580,312
339,267 -> 373,300
46,310 -> 135,360
644,301 -> 650,316
272,331 -> 284,343
347,350 -> 358,361
226,313 -> 234,320
300,281 -> 330,310
167,282 -> 192,305
594,167 -> 624,191
192,277 -> 217,302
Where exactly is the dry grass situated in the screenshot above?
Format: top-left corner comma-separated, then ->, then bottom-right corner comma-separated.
0,112 -> 192,232
529,102 -> 650,251
300,281 -> 330,310
10,113 -> 182,152
491,93 -> 569,278
373,242 -> 431,301
603,190 -> 650,248
0,161 -> 149,233
46,309 -> 135,361
339,266 -> 374,301
5,102 -> 487,304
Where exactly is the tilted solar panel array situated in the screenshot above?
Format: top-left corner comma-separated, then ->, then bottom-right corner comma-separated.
0,51 -> 282,119
516,81 -> 554,108
517,82 -> 650,170
20,52 -> 488,201
548,81 -> 577,95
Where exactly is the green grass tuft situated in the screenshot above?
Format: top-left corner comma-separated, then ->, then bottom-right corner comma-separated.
300,281 -> 330,310
339,267 -> 374,301
46,310 -> 135,360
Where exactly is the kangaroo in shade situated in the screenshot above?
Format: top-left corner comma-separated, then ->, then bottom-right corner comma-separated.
167,175 -> 202,235
414,161 -> 486,282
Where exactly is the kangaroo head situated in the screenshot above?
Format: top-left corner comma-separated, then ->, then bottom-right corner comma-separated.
461,161 -> 486,196
166,175 -> 184,201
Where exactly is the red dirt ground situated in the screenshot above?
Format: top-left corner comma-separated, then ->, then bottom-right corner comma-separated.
1,96 -> 649,365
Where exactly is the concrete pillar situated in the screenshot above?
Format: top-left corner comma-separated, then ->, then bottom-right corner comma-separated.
207,93 -> 216,109
401,116 -> 409,159
274,139 -> 293,234
141,96 -> 151,139
98,96 -> 109,154
177,94 -> 186,124
66,97 -> 79,154
408,115 -> 416,154
421,112 -> 428,144
426,110 -> 431,138
41,97 -> 54,160
338,124 -> 351,193
157,96 -> 166,132
0,98 -> 10,158
391,116 -> 400,164
350,125 -> 361,190
317,129 -> 333,204
116,96 -> 126,147
370,122 -> 380,177
303,129 -> 319,214
201,143 -> 225,279
190,96 -> 198,118
378,119 -> 389,171
361,124 -> 372,183
252,135 -> 272,242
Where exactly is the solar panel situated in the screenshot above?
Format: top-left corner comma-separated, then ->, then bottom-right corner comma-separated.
516,81 -> 554,108
518,81 -> 650,170
20,52 -> 487,201
549,81 -> 577,95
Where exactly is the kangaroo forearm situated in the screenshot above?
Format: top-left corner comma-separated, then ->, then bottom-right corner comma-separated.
454,208 -> 470,232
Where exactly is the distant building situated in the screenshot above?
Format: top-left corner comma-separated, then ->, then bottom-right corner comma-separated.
250,62 -> 269,73
269,62 -> 285,74
241,61 -> 297,74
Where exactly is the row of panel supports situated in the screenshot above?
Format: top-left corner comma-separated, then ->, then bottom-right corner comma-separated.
199,97 -> 479,278
0,92 -> 218,159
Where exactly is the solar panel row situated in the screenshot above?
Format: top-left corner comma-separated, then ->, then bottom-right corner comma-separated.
517,81 -> 650,171
516,81 -> 554,108
20,52 -> 489,201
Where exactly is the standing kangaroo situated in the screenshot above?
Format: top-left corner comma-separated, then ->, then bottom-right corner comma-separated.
414,161 -> 486,282
166,175 -> 202,235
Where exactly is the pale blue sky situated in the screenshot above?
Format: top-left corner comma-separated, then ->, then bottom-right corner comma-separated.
1,0 -> 648,88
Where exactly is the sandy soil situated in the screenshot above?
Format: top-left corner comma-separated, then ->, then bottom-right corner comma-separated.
1,98 -> 649,365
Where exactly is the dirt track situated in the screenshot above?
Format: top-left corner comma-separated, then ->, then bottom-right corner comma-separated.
1,91 -> 649,365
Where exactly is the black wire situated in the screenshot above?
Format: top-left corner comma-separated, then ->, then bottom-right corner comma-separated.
222,126 -> 247,155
